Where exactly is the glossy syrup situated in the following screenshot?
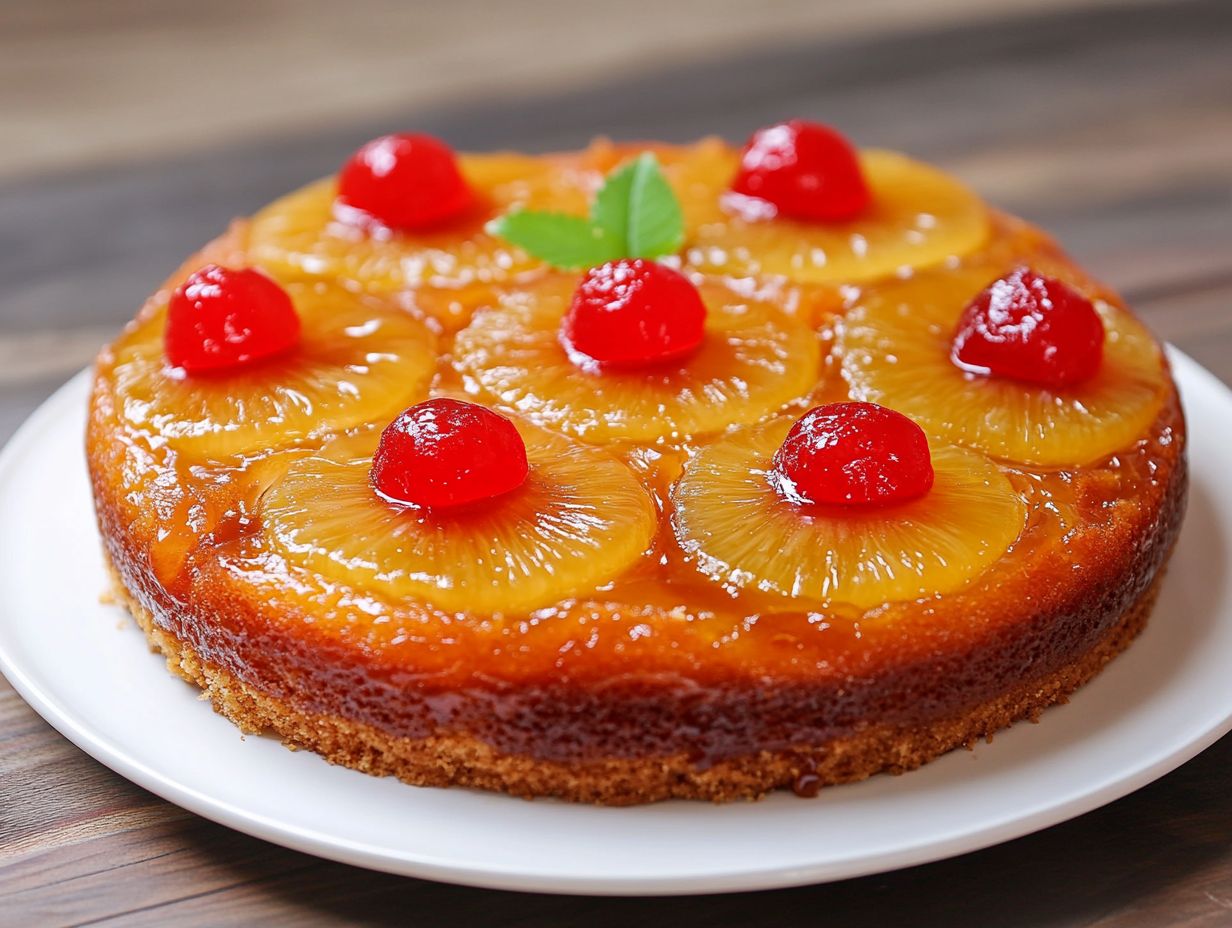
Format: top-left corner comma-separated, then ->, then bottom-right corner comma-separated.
92,197 -> 1182,773
125,307 -> 1176,697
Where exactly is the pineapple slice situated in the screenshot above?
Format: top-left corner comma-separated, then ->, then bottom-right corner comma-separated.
671,419 -> 1025,609
453,275 -> 822,443
108,280 -> 436,459
247,152 -> 599,330
839,266 -> 1168,466
260,427 -> 657,614
658,138 -> 989,284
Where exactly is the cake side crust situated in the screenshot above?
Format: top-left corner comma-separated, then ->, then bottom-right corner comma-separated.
108,559 -> 1167,805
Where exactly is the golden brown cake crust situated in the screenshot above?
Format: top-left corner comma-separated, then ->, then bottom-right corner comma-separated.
110,559 -> 1168,805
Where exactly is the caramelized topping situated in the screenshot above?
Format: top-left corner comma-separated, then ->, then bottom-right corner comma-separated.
561,259 -> 706,369
730,120 -> 871,222
336,133 -> 474,231
673,417 -> 1024,609
164,265 -> 300,374
370,398 -> 528,509
771,402 -> 934,506
952,267 -> 1105,388
455,274 -> 821,443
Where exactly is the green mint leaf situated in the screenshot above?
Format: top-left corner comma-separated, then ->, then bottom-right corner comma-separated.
589,157 -> 638,253
621,153 -> 685,259
484,211 -> 619,270
484,152 -> 684,270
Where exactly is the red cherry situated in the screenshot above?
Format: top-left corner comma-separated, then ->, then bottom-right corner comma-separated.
771,402 -> 934,506
371,398 -> 528,509
562,259 -> 706,369
336,133 -> 473,231
731,120 -> 871,222
952,268 -> 1105,388
164,265 -> 300,374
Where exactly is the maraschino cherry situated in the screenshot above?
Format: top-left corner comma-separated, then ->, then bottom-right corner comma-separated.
771,402 -> 934,506
164,265 -> 300,374
952,268 -> 1105,388
562,259 -> 706,369
336,133 -> 473,231
371,398 -> 528,509
731,120 -> 871,222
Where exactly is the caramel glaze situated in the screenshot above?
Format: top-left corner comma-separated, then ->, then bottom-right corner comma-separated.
87,212 -> 1187,770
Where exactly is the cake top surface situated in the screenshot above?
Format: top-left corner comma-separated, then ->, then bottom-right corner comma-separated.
88,123 -> 1179,688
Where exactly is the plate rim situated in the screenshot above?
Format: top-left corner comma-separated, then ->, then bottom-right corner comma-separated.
2,351 -> 1231,896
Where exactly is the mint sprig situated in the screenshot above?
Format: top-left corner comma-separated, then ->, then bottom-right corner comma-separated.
485,153 -> 684,270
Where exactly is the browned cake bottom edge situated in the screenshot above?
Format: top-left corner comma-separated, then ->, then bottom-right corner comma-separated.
108,562 -> 1166,805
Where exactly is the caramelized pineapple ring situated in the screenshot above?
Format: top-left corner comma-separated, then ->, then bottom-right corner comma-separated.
662,138 -> 989,283
839,268 -> 1168,467
672,420 -> 1025,609
261,428 -> 657,614
454,276 -> 822,443
109,281 -> 436,459
248,153 -> 599,330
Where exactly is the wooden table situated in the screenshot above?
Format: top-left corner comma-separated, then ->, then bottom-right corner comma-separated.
3,1 -> 1230,923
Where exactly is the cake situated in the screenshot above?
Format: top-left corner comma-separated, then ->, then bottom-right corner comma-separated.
87,121 -> 1186,805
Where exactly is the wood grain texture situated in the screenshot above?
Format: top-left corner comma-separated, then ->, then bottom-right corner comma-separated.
1,0 -> 1231,924
0,0 -> 1153,181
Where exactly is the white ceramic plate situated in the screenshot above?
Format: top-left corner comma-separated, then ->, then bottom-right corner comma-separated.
2,353 -> 1231,896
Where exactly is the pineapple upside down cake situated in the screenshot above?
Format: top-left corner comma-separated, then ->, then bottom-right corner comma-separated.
88,122 -> 1186,804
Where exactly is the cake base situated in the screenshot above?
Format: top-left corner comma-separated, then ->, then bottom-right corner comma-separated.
108,561 -> 1167,806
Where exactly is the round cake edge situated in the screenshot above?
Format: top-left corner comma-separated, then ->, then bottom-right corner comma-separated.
103,556 -> 1172,805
